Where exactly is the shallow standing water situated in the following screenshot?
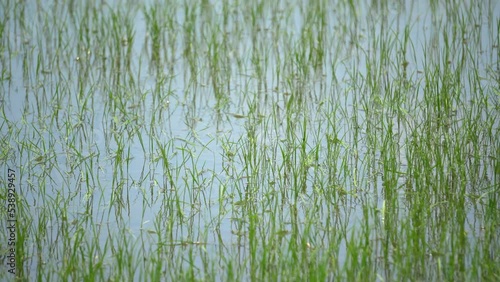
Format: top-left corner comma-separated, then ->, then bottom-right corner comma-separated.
1,0 -> 499,280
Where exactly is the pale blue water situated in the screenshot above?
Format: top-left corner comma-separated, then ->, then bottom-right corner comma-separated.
1,0 -> 499,279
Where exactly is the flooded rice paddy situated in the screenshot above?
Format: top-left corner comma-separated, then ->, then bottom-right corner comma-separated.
1,0 -> 499,280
